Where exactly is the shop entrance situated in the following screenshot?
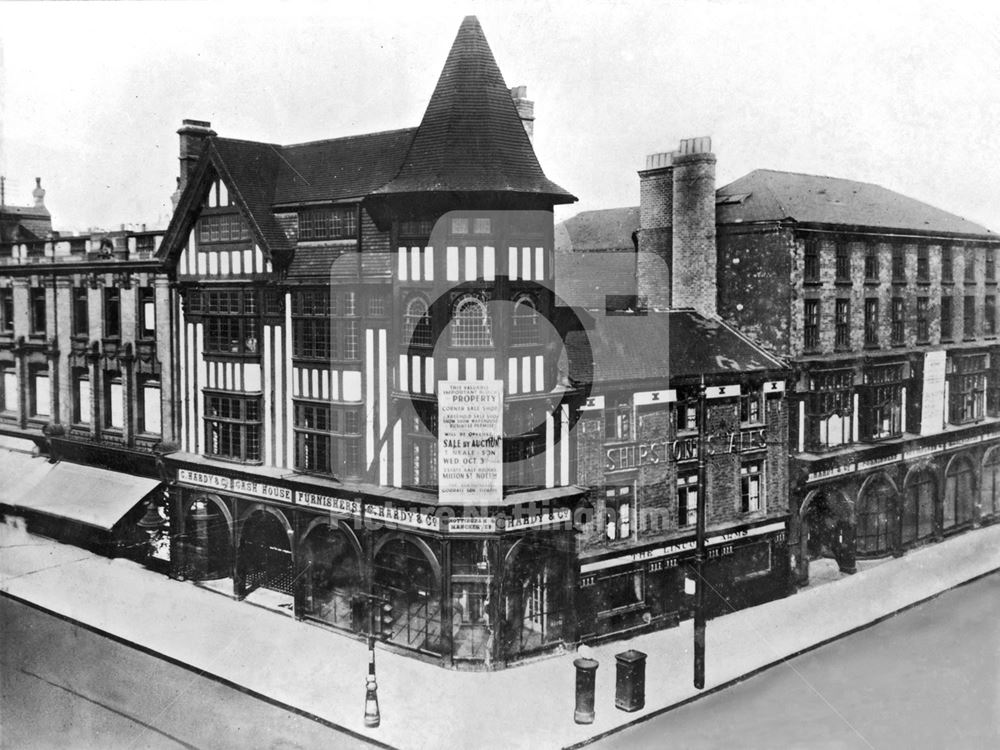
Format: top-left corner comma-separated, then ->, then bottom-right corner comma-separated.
373,537 -> 442,654
180,494 -> 233,581
902,469 -> 936,547
800,489 -> 855,575
500,537 -> 566,658
302,523 -> 362,631
238,509 -> 294,597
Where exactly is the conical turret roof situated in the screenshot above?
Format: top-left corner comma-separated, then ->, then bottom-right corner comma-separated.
378,16 -> 575,202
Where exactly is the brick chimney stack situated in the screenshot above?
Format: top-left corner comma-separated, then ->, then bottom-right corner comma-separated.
636,137 -> 717,316
637,151 -> 674,311
177,119 -> 216,197
671,137 -> 716,316
509,86 -> 535,143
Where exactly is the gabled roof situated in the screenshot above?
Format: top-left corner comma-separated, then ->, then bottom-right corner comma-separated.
211,138 -> 292,260
377,16 -> 574,201
717,169 -> 997,238
566,309 -> 787,386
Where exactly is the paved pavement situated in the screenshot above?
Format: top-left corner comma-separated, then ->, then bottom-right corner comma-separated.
2,515 -> 999,750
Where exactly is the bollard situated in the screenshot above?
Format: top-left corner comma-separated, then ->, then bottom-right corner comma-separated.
573,657 -> 599,724
614,650 -> 646,712
364,639 -> 381,728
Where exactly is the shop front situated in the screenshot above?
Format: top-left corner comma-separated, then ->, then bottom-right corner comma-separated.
165,456 -> 580,669
576,517 -> 789,641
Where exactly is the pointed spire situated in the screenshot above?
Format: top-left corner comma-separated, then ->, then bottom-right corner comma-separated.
379,16 -> 574,202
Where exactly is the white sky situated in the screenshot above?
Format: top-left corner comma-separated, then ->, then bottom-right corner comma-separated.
2,0 -> 999,234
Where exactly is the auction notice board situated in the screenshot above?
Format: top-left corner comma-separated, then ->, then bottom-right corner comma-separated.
438,379 -> 504,504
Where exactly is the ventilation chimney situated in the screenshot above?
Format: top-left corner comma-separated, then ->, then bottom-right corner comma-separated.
671,137 -> 716,316
177,119 -> 216,197
509,86 -> 535,143
637,151 -> 674,311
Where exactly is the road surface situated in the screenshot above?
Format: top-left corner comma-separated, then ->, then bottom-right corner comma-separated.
591,571 -> 1000,749
0,596 -> 378,750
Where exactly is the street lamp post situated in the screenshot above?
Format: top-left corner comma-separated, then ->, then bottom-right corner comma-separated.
694,379 -> 707,690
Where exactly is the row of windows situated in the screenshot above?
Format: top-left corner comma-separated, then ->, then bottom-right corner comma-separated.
0,287 -> 156,339
604,464 -> 765,541
804,294 -> 998,352
0,367 -> 160,433
806,354 -> 995,451
198,213 -> 252,245
604,391 -> 767,444
401,295 -> 539,348
805,241 -> 997,285
298,207 -> 358,241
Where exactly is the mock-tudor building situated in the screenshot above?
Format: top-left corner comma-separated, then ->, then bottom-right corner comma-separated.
558,140 -> 1000,585
3,18 -> 796,668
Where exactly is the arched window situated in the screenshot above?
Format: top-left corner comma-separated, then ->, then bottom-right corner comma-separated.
450,296 -> 492,347
857,478 -> 895,556
404,297 -> 432,347
944,457 -> 975,529
982,449 -> 1000,520
511,295 -> 539,345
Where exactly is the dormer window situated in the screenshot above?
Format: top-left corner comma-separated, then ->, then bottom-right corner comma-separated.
298,206 -> 357,241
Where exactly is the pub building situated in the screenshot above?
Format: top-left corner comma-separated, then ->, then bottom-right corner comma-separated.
563,309 -> 791,639
154,17 -> 588,668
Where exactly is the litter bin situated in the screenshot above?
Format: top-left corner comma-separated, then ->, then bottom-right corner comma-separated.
614,649 -> 646,712
573,657 -> 599,724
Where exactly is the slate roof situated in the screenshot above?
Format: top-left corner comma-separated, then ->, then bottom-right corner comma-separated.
376,16 -> 574,201
554,249 -> 637,311
209,138 -> 292,259
159,16 -> 574,267
565,309 -> 787,386
554,206 -> 639,253
273,128 -> 417,205
717,169 -> 997,238
554,170 -> 997,257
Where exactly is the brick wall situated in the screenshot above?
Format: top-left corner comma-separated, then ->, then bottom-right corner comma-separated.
671,152 -> 717,316
575,386 -> 790,560
717,227 -> 793,358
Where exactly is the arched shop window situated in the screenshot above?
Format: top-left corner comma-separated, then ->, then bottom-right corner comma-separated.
902,469 -> 936,547
302,524 -> 361,631
856,477 -> 895,556
982,449 -> 1000,520
182,495 -> 232,581
373,538 -> 442,654
944,456 -> 975,530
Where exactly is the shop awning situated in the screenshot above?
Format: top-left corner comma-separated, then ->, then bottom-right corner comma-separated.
10,462 -> 160,531
0,448 -> 54,507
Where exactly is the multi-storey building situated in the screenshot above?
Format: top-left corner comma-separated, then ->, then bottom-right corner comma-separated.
0,179 -> 172,554
558,141 -> 1000,585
